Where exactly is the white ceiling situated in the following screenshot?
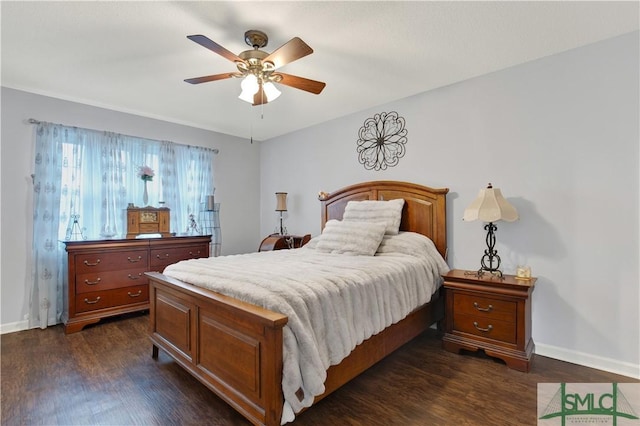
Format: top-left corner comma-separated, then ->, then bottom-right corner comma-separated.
2,1 -> 638,141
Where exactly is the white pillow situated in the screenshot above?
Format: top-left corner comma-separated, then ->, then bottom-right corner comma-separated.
314,219 -> 387,256
342,199 -> 405,235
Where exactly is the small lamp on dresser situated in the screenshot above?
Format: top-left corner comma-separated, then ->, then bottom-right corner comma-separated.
463,183 -> 518,277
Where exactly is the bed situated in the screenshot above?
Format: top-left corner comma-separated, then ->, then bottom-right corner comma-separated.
146,180 -> 449,426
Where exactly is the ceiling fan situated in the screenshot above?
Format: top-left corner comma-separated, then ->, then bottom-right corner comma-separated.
184,30 -> 326,106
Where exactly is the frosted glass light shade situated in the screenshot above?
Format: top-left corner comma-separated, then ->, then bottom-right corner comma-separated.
263,82 -> 281,102
239,74 -> 259,103
463,184 -> 518,222
239,76 -> 281,104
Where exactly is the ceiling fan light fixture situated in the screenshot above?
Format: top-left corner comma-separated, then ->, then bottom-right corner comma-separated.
239,74 -> 259,103
186,31 -> 325,104
263,82 -> 281,102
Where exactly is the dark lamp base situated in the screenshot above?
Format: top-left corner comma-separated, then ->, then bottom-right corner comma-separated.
478,222 -> 503,278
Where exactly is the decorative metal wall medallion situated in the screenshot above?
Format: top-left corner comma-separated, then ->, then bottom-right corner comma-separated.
356,111 -> 407,170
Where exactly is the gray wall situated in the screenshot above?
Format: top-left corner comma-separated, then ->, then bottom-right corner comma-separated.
1,31 -> 637,378
1,88 -> 261,330
259,32 -> 640,377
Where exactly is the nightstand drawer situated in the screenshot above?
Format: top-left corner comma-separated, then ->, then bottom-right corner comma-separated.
453,293 -> 516,322
453,313 -> 517,344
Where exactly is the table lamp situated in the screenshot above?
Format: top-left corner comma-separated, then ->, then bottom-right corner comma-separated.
275,192 -> 288,235
463,183 -> 518,277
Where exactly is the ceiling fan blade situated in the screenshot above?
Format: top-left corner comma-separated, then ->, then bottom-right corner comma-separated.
263,37 -> 313,69
275,73 -> 326,94
187,35 -> 243,63
184,72 -> 237,85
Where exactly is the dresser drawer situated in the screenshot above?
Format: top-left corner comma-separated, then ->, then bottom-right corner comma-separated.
75,285 -> 149,313
453,313 -> 517,344
453,292 -> 516,322
75,249 -> 149,274
76,267 -> 149,293
150,245 -> 208,270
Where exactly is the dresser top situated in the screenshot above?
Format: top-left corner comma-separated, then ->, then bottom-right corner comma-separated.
62,235 -> 211,249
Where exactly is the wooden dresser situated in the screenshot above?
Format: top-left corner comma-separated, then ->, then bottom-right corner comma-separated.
442,269 -> 536,372
63,235 -> 210,333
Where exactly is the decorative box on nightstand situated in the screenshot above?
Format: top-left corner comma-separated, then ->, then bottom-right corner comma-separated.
442,269 -> 536,372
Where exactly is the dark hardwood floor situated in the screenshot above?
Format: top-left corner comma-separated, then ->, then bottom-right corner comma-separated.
2,312 -> 637,425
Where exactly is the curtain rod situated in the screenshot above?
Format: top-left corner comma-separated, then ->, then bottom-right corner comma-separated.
27,118 -> 219,154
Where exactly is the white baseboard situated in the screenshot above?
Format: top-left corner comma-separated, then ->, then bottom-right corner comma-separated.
536,342 -> 640,379
1,319 -> 30,335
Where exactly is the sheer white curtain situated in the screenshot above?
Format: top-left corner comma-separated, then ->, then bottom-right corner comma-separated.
31,123 -> 65,329
30,122 -> 216,329
162,144 -> 215,234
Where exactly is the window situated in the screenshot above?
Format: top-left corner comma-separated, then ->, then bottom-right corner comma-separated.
31,122 -> 216,328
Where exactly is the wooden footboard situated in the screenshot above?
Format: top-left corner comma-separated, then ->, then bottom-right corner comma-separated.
148,272 -> 444,426
148,272 -> 288,426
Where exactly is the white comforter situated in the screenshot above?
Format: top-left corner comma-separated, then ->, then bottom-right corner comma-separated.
163,232 -> 449,424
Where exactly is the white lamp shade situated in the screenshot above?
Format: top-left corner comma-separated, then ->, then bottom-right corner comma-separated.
463,184 -> 518,222
275,192 -> 288,211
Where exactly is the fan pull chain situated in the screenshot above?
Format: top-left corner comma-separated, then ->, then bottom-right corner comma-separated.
250,106 -> 254,144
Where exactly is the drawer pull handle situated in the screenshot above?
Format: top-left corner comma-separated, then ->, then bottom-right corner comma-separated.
473,322 -> 493,333
83,259 -> 101,267
84,278 -> 101,286
127,273 -> 141,280
127,256 -> 142,263
473,302 -> 493,312
156,254 -> 170,259
127,290 -> 142,298
189,251 -> 200,256
84,297 -> 101,305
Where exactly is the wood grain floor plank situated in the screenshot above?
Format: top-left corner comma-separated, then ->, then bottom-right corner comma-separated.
1,312 -> 637,425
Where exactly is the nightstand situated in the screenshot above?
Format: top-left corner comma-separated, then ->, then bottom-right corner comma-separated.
442,269 -> 536,372
258,234 -> 311,251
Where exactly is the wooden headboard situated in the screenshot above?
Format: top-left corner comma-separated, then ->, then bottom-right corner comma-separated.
319,181 -> 449,259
